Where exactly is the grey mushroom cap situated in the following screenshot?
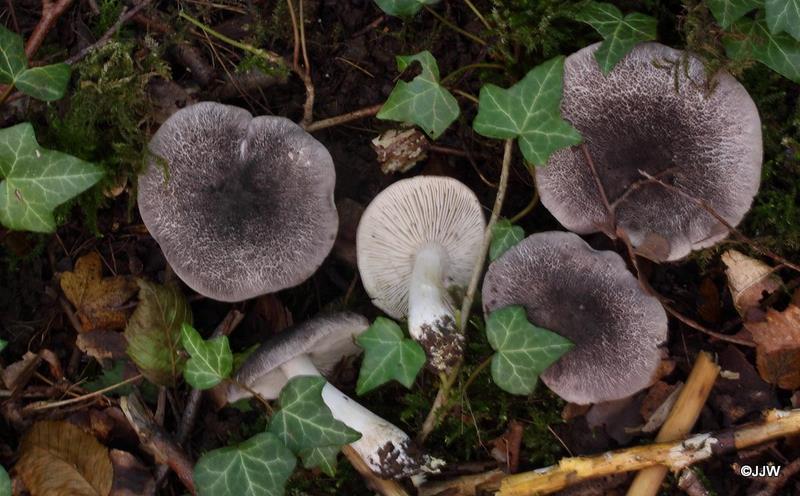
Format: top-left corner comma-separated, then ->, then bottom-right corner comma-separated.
228,312 -> 369,402
482,231 -> 668,404
138,102 -> 338,302
537,42 -> 762,262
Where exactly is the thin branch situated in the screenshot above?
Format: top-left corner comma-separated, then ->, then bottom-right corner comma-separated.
66,0 -> 153,65
423,5 -> 487,46
303,104 -> 382,132
581,143 -> 615,235
462,0 -> 492,31
23,374 -> 143,412
25,0 -> 76,59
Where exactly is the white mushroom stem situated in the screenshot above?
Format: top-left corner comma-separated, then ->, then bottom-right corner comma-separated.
279,354 -> 423,478
408,244 -> 462,371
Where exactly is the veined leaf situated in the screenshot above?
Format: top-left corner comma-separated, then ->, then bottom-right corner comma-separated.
124,280 -> 192,386
0,464 -> 9,496
374,0 -> 440,16
299,446 -> 340,476
377,51 -> 459,139
725,18 -> 800,82
0,123 -> 103,232
0,338 -> 7,354
181,323 -> 233,390
707,0 -> 761,28
490,219 -> 524,261
472,56 -> 582,166
15,63 -> 71,101
486,305 -> 573,395
269,376 -> 361,454
765,0 -> 800,40
0,25 -> 26,84
194,432 -> 296,496
356,317 -> 426,395
575,2 -> 658,74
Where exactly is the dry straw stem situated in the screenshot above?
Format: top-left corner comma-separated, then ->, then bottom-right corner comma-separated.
495,409 -> 800,495
626,351 -> 720,496
341,446 -> 410,496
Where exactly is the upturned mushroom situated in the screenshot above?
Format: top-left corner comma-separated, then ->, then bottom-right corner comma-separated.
356,176 -> 485,372
537,42 -> 762,262
138,102 -> 338,302
482,231 -> 668,404
228,312 -> 440,479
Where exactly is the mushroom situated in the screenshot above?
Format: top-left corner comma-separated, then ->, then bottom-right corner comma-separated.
138,102 -> 338,302
537,42 -> 762,261
356,176 -> 485,372
228,312 -> 440,478
482,231 -> 667,404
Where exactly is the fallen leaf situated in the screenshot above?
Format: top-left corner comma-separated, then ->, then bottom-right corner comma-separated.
488,420 -> 524,473
371,128 -> 429,174
124,280 -> 192,386
15,420 -> 113,496
746,304 -> 800,389
722,250 -> 781,318
0,351 -> 40,392
109,450 -> 155,496
61,252 -> 137,332
711,346 -> 778,424
77,330 -> 128,361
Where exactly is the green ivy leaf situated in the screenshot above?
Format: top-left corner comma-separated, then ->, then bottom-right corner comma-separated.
194,432 -> 296,496
490,219 -> 524,261
124,280 -> 192,386
725,18 -> 800,82
0,338 -> 7,354
486,306 -> 573,395
0,464 -> 9,496
269,376 -> 361,454
0,123 -> 103,232
707,0 -> 762,28
575,2 -> 658,74
377,51 -> 459,139
299,446 -> 340,476
374,0 -> 439,16
181,323 -> 233,390
355,317 -> 426,395
15,63 -> 71,101
472,56 -> 582,166
765,0 -> 800,40
0,25 -> 26,84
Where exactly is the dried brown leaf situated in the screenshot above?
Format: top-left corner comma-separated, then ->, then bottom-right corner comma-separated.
746,304 -> 800,389
15,420 -> 113,496
60,252 -> 137,332
722,250 -> 781,318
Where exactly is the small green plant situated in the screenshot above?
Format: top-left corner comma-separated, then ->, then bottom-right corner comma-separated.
181,323 -> 234,390
355,317 -> 426,395
0,123 -> 103,232
490,219 -> 525,261
0,25 -> 70,102
374,0 -> 439,17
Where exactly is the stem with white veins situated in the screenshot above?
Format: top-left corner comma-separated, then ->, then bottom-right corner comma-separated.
408,245 -> 464,372
279,354 -> 428,479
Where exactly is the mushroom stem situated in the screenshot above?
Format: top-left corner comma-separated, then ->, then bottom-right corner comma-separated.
279,354 -> 431,479
408,244 -> 463,372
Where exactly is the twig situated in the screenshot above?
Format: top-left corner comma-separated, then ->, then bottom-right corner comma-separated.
462,0 -> 492,31
341,446 -> 410,496
423,5 -> 487,46
496,409 -> 800,495
121,394 -> 196,495
25,0 -> 76,58
418,139 -> 514,444
303,104 -> 382,132
678,468 -> 711,496
22,374 -> 143,412
626,351 -> 720,496
66,0 -> 153,65
581,143 -> 615,235
640,171 -> 800,273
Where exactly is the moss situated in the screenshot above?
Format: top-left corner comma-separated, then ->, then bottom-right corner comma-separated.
42,40 -> 169,233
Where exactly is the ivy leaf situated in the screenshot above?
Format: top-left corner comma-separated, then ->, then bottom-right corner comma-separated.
0,465 -> 9,496
124,280 -> 192,386
355,317 -> 426,395
181,323 -> 233,390
374,0 -> 440,17
269,376 -> 361,454
490,219 -> 524,261
765,0 -> 800,40
575,2 -> 658,74
194,432 -> 296,496
299,446 -> 340,476
377,51 -> 459,139
486,305 -> 573,395
725,18 -> 800,82
15,63 -> 71,101
0,25 -> 26,83
707,0 -> 762,28
473,56 -> 582,166
0,338 -> 7,354
0,123 -> 103,232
